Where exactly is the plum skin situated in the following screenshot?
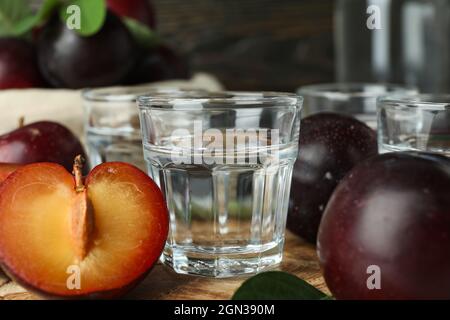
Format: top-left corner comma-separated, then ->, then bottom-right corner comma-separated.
125,45 -> 190,84
0,249 -> 159,300
0,121 -> 88,175
37,13 -> 137,89
318,152 -> 450,300
287,113 -> 377,243
0,38 -> 45,89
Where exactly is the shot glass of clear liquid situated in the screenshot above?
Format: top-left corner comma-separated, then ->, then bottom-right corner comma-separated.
138,91 -> 302,277
82,87 -> 156,171
298,83 -> 417,128
378,95 -> 450,156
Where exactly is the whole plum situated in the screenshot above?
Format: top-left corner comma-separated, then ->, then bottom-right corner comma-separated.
287,113 -> 377,243
37,13 -> 136,89
0,38 -> 45,89
318,152 -> 450,299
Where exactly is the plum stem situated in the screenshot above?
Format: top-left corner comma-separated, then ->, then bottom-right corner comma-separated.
73,155 -> 85,193
18,116 -> 25,128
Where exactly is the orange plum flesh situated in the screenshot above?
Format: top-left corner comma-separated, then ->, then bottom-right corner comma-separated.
0,161 -> 169,298
0,163 -> 21,183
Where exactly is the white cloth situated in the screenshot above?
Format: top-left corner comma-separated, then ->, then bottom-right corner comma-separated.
0,73 -> 223,137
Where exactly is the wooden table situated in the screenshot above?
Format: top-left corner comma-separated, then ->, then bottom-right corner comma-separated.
0,231 -> 329,300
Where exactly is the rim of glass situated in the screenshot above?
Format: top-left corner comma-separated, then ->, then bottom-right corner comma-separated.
378,94 -> 450,110
138,90 -> 302,109
82,87 -> 193,102
297,82 -> 418,99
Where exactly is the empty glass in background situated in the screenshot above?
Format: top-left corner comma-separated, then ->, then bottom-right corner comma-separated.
378,95 -> 450,156
82,87 -> 158,171
335,0 -> 450,93
298,83 -> 418,128
138,90 -> 302,277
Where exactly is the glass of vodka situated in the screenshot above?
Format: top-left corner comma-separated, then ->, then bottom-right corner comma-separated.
82,87 -> 163,171
378,94 -> 450,157
138,90 -> 302,277
298,83 -> 417,129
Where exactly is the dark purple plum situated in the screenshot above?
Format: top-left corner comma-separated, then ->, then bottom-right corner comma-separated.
318,152 -> 450,300
0,121 -> 88,174
37,13 -> 136,89
0,38 -> 45,89
125,45 -> 190,84
287,113 -> 377,243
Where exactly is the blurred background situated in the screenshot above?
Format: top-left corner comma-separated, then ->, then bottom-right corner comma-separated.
15,0 -> 450,93
151,0 -> 334,91
30,0 -> 335,91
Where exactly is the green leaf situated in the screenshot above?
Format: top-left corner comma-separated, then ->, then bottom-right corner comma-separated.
0,0 -> 34,37
232,271 -> 331,300
123,17 -> 160,49
59,0 -> 106,36
0,0 -> 59,37
14,0 -> 60,35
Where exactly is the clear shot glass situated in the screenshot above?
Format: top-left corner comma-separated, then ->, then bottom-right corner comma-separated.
82,87 -> 158,171
378,94 -> 450,156
138,90 -> 302,277
298,83 -> 417,128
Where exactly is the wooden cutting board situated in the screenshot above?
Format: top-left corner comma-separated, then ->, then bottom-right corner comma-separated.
0,231 -> 329,300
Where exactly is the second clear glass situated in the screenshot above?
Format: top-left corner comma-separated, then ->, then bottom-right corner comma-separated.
377,94 -> 450,156
82,87 -> 177,171
298,83 -> 417,128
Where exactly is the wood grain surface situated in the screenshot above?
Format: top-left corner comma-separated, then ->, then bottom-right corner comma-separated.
0,231 -> 329,300
154,0 -> 335,91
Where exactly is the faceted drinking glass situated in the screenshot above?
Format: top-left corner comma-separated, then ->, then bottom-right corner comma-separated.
298,83 -> 417,128
83,87 -> 162,171
138,90 -> 302,277
378,94 -> 450,156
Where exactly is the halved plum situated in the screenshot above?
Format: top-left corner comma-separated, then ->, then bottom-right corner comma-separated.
0,158 -> 168,298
